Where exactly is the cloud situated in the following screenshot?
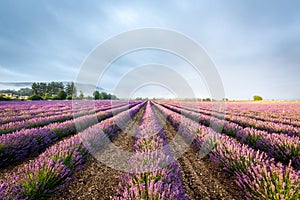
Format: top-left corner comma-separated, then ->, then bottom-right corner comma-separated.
0,0 -> 299,99
114,8 -> 140,27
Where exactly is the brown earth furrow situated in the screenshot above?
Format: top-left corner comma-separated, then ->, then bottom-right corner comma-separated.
177,149 -> 240,200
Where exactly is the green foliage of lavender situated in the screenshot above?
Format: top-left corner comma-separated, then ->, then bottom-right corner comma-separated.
236,162 -> 300,200
0,136 -> 87,199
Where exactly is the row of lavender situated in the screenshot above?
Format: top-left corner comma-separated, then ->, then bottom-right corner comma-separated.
115,102 -> 188,199
0,102 -> 145,199
221,102 -> 300,122
0,102 -> 139,168
0,101 -> 89,133
222,103 -> 300,127
0,102 -> 83,125
199,101 -> 300,121
158,102 -> 300,169
179,101 -> 300,127
0,100 -> 126,125
166,101 -> 300,136
154,102 -> 299,199
0,100 -> 112,117
0,101 -> 127,134
0,101 -> 71,118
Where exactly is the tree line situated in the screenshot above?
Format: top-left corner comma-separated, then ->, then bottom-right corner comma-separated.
93,91 -> 117,100
29,82 -> 76,100
28,82 -> 117,101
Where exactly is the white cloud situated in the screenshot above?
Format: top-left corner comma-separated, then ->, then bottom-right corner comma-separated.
114,8 -> 140,27
0,0 -> 299,99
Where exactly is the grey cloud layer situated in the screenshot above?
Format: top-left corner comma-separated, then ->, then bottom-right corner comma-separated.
0,0 -> 299,99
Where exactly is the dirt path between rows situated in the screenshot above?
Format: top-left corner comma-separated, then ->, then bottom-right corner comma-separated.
53,106 -> 145,200
153,105 -> 243,200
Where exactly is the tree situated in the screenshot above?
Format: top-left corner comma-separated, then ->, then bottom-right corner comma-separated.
93,91 -> 100,100
44,93 -> 52,100
46,81 -> 63,96
79,91 -> 84,99
18,88 -> 33,96
253,95 -> 263,101
52,95 -> 59,100
39,82 -> 47,96
32,82 -> 48,96
100,92 -> 108,99
58,82 -> 64,91
66,82 -> 77,97
57,90 -> 67,100
47,82 -> 55,95
48,81 -> 59,96
28,94 -> 43,100
111,94 -> 117,100
32,83 -> 38,94
72,83 -> 77,97
203,98 -> 211,101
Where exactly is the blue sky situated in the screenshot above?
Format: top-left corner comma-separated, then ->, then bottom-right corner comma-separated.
0,0 -> 299,99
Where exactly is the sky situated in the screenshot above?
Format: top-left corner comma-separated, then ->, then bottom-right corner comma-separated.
0,0 -> 299,100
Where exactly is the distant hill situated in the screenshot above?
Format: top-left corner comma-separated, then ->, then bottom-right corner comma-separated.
0,82 -> 33,89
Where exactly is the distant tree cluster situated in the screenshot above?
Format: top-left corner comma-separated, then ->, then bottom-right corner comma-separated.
30,82 -> 77,100
253,95 -> 263,101
135,97 -> 149,100
202,98 -> 212,102
93,91 -> 117,100
27,82 -> 117,101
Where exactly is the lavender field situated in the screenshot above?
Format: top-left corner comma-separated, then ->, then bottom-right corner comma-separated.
1,0 -> 300,199
0,100 -> 299,199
